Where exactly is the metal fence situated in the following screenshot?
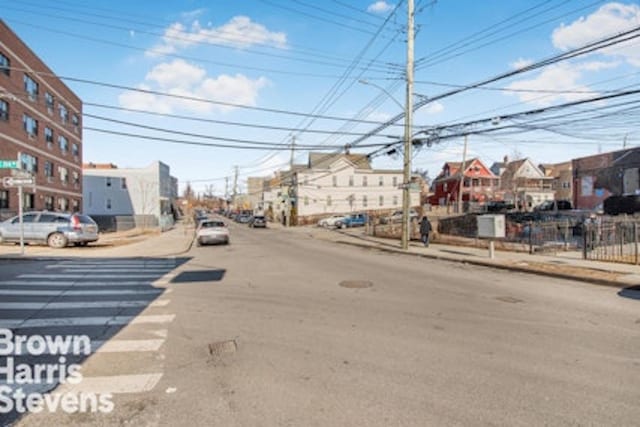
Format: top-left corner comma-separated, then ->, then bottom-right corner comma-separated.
583,217 -> 640,264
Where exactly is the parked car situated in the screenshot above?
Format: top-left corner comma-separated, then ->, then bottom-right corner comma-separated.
0,211 -> 99,248
486,200 -> 516,213
236,213 -> 251,224
249,215 -> 267,228
382,209 -> 418,224
318,214 -> 347,228
604,195 -> 640,215
196,220 -> 230,245
335,213 -> 368,229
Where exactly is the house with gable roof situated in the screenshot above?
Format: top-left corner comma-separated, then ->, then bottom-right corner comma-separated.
429,158 -> 499,206
499,158 -> 554,210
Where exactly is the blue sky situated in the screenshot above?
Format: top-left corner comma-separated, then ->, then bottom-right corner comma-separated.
3,0 -> 640,194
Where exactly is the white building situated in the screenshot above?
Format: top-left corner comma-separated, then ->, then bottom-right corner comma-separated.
82,161 -> 178,231
289,153 -> 420,223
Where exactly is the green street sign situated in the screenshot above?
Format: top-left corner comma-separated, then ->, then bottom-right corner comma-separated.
0,160 -> 18,169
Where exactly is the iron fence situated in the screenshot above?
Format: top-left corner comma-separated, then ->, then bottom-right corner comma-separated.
583,217 -> 640,264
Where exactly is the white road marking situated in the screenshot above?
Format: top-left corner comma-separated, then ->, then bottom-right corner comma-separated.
0,280 -> 157,287
57,373 -> 163,394
92,339 -> 165,353
51,269 -> 173,273
0,289 -> 162,296
0,314 -> 175,328
19,274 -> 164,279
0,299 -> 170,310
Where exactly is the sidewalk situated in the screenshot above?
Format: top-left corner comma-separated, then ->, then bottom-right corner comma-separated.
0,220 -> 195,260
275,223 -> 640,288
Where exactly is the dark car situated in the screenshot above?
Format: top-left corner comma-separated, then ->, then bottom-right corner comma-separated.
236,214 -> 251,223
249,215 -> 267,228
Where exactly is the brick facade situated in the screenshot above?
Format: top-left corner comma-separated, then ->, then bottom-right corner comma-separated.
0,19 -> 82,218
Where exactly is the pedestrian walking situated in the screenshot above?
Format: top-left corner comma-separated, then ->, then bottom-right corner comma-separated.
419,216 -> 432,247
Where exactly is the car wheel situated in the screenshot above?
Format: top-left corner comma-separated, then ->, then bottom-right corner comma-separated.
47,232 -> 68,249
340,223 -> 347,229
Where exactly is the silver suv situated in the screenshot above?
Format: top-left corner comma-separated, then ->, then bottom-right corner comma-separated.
0,212 -> 99,248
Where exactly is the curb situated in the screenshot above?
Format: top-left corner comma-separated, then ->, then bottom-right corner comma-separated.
331,238 -> 628,289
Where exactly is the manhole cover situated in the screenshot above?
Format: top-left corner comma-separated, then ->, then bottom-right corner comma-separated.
208,339 -> 237,356
339,280 -> 373,289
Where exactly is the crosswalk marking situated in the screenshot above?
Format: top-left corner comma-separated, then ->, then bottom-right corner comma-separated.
0,289 -> 162,296
0,299 -> 171,310
0,280 -> 159,287
57,373 -> 164,394
19,273 -> 166,279
93,339 -> 165,353
1,314 -> 176,329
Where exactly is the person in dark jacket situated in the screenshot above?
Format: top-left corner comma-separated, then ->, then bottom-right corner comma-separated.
419,216 -> 432,247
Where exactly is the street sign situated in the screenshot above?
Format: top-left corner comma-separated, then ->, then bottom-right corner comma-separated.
0,160 -> 17,169
2,176 -> 35,187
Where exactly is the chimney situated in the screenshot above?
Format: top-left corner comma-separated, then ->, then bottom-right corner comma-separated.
503,155 -> 509,164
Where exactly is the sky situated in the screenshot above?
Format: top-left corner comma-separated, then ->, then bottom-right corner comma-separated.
2,0 -> 640,195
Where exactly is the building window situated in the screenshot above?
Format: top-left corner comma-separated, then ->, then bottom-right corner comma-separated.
363,195 -> 368,207
72,199 -> 79,212
443,182 -> 448,191
562,181 -> 570,189
71,143 -> 79,157
22,114 -> 38,137
379,195 -> 384,206
304,196 -> 309,206
45,92 -> 54,113
0,99 -> 8,121
332,176 -> 337,187
58,135 -> 69,153
72,171 -> 79,185
121,177 -> 127,189
106,198 -> 112,210
23,193 -> 35,209
72,113 -> 79,128
392,176 -> 398,187
106,177 -> 112,187
0,190 -> 8,209
327,195 -> 332,206
362,176 -> 368,187
349,176 -> 354,186
0,53 -> 9,76
393,195 -> 398,205
58,166 -> 68,184
379,176 -> 384,186
58,198 -> 68,212
44,161 -> 54,178
59,104 -> 68,124
20,153 -> 37,173
44,196 -> 54,211
23,74 -> 39,100
44,127 -> 53,146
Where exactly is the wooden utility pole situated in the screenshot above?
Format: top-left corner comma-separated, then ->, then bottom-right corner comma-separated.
232,166 -> 238,210
457,134 -> 468,214
400,0 -> 415,250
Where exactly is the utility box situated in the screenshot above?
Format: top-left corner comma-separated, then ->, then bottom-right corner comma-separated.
477,214 -> 506,239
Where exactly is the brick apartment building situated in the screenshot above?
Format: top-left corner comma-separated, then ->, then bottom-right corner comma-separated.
0,19 -> 82,218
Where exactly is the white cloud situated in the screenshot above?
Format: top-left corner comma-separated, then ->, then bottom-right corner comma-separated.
505,63 -> 598,106
423,101 -> 444,114
147,16 -> 287,57
118,59 -> 269,114
365,110 -> 392,122
510,58 -> 533,69
552,2 -> 640,66
367,1 -> 393,14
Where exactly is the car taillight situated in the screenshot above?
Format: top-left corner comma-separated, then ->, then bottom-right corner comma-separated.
71,215 -> 81,230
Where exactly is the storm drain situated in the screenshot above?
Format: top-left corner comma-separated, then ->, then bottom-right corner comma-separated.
339,280 -> 373,289
208,339 -> 238,357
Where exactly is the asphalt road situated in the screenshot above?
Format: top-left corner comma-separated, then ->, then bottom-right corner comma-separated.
10,219 -> 640,426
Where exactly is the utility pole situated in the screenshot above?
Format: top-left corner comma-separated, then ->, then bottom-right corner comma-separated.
286,135 -> 296,227
400,0 -> 415,251
457,134 -> 468,214
623,133 -> 628,149
224,176 -> 229,209
232,166 -> 238,210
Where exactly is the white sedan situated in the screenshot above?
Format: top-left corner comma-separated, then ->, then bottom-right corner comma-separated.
196,220 -> 230,245
317,215 -> 347,228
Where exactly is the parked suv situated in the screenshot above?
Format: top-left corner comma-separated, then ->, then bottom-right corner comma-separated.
0,211 -> 99,248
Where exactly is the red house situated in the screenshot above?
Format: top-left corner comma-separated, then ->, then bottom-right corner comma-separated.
429,158 -> 499,206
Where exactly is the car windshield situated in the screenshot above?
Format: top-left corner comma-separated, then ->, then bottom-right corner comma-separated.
201,221 -> 225,228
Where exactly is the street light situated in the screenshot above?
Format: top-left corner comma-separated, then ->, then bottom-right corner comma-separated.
358,80 -> 405,111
